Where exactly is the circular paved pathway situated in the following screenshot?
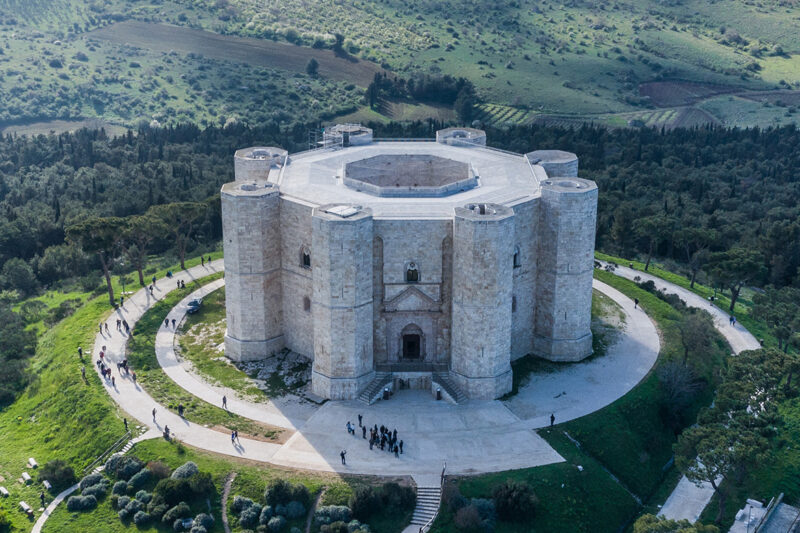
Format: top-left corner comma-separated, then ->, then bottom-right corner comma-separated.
93,260 -> 661,478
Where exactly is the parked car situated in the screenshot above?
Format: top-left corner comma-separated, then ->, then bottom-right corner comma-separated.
187,298 -> 202,314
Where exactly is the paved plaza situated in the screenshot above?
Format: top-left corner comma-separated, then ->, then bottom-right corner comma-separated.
90,259 -> 667,479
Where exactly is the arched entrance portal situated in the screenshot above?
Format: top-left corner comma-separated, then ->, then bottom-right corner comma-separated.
400,324 -> 425,361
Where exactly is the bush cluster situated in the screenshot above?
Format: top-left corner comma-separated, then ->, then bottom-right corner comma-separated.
105,455 -> 145,481
163,501 -> 191,524
66,495 -> 98,511
128,468 -> 151,490
349,482 -> 414,521
492,480 -> 537,522
264,479 -> 311,508
171,461 -> 199,480
314,505 -> 352,525
38,460 -> 76,491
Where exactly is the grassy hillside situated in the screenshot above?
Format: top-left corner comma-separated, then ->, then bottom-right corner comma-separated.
2,0 -> 800,129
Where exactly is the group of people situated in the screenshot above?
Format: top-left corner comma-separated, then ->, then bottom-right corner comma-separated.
343,414 -> 405,462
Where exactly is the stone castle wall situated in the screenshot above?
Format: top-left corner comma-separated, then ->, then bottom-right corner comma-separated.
450,204 -> 515,399
533,178 -> 598,361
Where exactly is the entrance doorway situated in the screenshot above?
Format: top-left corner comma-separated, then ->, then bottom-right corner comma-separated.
403,334 -> 421,359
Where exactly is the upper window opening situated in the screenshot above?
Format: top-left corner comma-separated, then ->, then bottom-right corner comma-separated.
301,247 -> 311,269
406,263 -> 419,283
513,246 -> 521,268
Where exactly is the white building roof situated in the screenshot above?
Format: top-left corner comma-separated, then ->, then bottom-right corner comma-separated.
273,141 -> 545,220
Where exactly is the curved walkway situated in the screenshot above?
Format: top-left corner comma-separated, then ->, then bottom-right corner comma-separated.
598,262 -> 760,523
97,264 -> 662,479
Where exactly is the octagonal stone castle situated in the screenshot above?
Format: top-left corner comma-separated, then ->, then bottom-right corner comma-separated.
221,125 -> 598,401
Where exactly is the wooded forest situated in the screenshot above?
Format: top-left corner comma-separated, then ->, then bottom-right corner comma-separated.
3,121 -> 798,296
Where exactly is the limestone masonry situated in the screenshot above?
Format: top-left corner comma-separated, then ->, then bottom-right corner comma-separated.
222,125 -> 598,400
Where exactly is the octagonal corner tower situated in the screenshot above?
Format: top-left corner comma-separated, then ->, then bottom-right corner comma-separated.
534,177 -> 598,362
451,203 -> 514,399
221,180 -> 284,361
221,125 -> 598,401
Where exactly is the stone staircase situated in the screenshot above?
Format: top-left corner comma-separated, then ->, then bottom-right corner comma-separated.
358,372 -> 392,404
432,373 -> 467,404
409,486 -> 443,530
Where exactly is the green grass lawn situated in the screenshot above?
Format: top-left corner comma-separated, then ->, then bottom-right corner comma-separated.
0,253 -> 222,533
432,429 -> 638,533
125,274 -> 286,442
177,287 -> 269,402
432,267 -> 730,532
595,251 -> 775,350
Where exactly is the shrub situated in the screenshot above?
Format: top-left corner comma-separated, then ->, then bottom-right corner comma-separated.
267,515 -> 287,532
442,483 -> 467,513
315,505 -> 352,525
105,455 -> 145,481
193,513 -> 214,529
240,503 -> 263,528
133,511 -> 151,526
173,518 -> 184,531
264,479 -> 292,506
188,472 -> 214,495
112,480 -> 128,495
116,496 -> 131,510
492,480 -> 537,522
470,498 -> 496,523
147,461 -> 171,479
190,527 -> 207,533
82,481 -> 109,499
347,520 -> 371,533
162,502 -> 191,524
66,495 -> 98,511
349,486 -> 380,520
38,460 -> 76,491
135,490 -> 152,504
275,504 -> 287,517
285,500 -> 306,519
290,483 -> 311,507
320,522 -> 348,533
380,483 -> 414,511
259,505 -> 274,525
155,478 -> 193,506
118,509 -> 131,521
78,473 -> 104,491
232,495 -> 255,513
454,505 -> 481,530
125,498 -> 144,514
171,461 -> 199,479
149,503 -> 168,521
129,468 -> 151,490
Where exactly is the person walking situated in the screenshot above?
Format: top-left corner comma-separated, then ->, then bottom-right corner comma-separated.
78,346 -> 83,358
111,376 -> 115,387
99,323 -> 103,334
171,318 -> 176,328
40,491 -> 46,508
178,403 -> 184,417
81,366 -> 86,380
358,414 -> 363,427
116,319 -> 121,330
132,371 -> 137,384
394,445 -> 399,458
399,440 -> 404,454
120,295 -> 124,306
222,395 -> 227,409
550,413 -> 555,427
362,425 -> 367,439
124,418 -> 128,431
634,298 -> 639,309
105,323 -> 110,334
152,407 -> 157,421
234,430 -> 238,442
231,431 -> 236,444
152,275 -> 157,287
165,319 -> 169,328
340,450 -> 347,465
201,257 -> 204,266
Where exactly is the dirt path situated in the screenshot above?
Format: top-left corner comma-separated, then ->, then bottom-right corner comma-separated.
87,21 -> 382,86
305,490 -> 323,533
221,472 -> 238,533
